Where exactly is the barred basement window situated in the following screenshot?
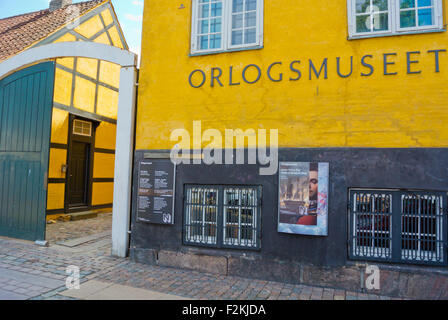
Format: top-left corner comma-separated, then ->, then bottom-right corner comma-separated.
223,187 -> 259,247
401,194 -> 444,263
184,185 -> 261,249
352,192 -> 393,260
184,186 -> 219,245
349,189 -> 447,266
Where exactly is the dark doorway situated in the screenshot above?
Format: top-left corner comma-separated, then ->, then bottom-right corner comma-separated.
66,116 -> 96,211
68,141 -> 90,207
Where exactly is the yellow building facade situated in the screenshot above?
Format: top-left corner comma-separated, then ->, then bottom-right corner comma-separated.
0,0 -> 127,217
137,0 -> 448,149
130,0 -> 448,295
46,1 -> 126,216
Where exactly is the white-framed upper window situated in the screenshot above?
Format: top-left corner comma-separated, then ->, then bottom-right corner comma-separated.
73,119 -> 92,137
191,0 -> 264,55
348,0 -> 444,38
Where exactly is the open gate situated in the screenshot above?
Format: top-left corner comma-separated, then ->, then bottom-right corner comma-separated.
0,62 -> 55,241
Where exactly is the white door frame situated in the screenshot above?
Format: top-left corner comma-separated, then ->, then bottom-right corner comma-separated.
0,42 -> 137,257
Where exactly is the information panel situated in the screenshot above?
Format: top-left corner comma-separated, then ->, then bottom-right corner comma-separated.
137,159 -> 176,225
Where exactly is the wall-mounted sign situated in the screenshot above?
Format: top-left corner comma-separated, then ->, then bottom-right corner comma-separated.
137,159 -> 176,225
278,162 -> 329,236
188,49 -> 446,88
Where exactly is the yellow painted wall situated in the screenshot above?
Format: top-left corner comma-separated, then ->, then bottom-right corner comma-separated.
47,183 -> 65,210
97,86 -> 118,119
49,149 -> 67,179
50,108 -> 69,144
99,61 -> 120,88
74,14 -> 104,39
92,182 -> 114,205
95,122 -> 117,150
77,58 -> 98,80
53,68 -> 72,106
136,0 -> 448,149
93,153 -> 115,178
73,76 -> 96,113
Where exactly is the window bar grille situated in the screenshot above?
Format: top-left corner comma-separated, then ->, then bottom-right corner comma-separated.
350,189 -> 446,266
401,194 -> 443,263
223,187 -> 257,248
352,191 -> 392,260
185,187 -> 218,245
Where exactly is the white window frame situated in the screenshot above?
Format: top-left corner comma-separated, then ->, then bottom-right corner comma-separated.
191,0 -> 264,55
347,0 -> 444,39
396,0 -> 443,32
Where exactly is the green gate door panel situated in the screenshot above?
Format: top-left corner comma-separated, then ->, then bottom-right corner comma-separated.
0,62 -> 55,241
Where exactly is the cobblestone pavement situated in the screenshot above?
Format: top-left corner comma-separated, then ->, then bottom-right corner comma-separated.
0,218 -> 399,300
46,212 -> 112,243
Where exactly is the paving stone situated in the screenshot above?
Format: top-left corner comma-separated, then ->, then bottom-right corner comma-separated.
0,288 -> 28,300
0,216 -> 402,301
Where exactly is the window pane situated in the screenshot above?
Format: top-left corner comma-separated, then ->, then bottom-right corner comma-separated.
400,0 -> 416,9
232,30 -> 243,45
210,18 -> 221,33
245,11 -> 257,28
199,35 -> 209,49
244,28 -> 256,44
233,0 -> 244,13
418,8 -> 434,26
200,4 -> 209,18
400,10 -> 416,27
210,34 -> 221,49
356,0 -> 370,14
199,20 -> 209,34
373,13 -> 388,31
418,0 -> 432,7
246,0 -> 257,11
373,0 -> 388,11
232,14 -> 243,28
211,2 -> 222,17
356,14 -> 371,32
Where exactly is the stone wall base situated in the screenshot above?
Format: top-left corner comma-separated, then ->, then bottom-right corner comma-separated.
130,248 -> 448,299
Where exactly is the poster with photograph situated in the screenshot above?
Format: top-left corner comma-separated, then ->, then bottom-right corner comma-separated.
278,162 -> 329,236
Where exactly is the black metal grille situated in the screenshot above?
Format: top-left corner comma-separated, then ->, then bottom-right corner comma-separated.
351,192 -> 392,259
184,185 -> 261,249
401,194 -> 444,263
184,187 -> 219,245
349,189 -> 447,266
223,188 -> 259,248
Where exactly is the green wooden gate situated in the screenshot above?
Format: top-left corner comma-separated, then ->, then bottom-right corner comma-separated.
0,62 -> 55,241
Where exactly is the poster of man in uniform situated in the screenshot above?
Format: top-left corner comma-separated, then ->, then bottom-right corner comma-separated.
278,162 -> 329,236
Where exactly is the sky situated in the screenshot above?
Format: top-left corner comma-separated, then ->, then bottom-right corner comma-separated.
0,0 -> 144,59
